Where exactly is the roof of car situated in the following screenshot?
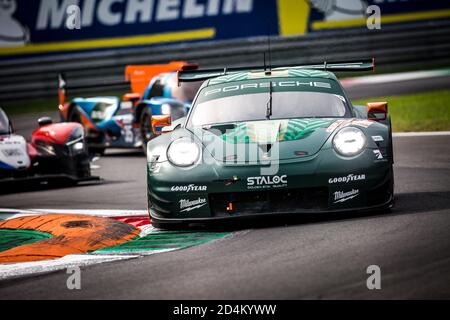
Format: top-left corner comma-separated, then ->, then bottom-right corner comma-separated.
205,68 -> 338,86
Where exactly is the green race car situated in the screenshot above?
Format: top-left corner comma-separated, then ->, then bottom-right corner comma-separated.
146,60 -> 394,229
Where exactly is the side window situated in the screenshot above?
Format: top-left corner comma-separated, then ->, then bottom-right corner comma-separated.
148,79 -> 164,98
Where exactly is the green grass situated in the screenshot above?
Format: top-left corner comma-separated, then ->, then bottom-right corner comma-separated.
2,97 -> 58,116
3,89 -> 450,132
354,89 -> 450,132
1,90 -> 124,116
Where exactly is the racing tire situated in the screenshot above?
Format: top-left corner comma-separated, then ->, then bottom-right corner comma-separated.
140,107 -> 156,155
89,147 -> 105,157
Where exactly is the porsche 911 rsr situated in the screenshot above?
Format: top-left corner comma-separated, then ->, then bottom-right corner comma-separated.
145,60 -> 394,229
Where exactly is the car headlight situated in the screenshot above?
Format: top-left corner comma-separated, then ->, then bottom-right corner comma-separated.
66,134 -> 85,154
161,103 -> 171,115
333,127 -> 366,157
72,141 -> 84,151
167,138 -> 201,167
35,140 -> 56,156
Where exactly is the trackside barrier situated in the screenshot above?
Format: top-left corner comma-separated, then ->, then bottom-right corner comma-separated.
1,20 -> 449,102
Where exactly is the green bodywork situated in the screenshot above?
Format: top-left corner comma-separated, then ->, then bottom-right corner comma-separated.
220,119 -> 334,144
146,68 -> 394,225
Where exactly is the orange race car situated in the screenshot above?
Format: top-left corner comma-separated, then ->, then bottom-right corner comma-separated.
58,61 -> 200,154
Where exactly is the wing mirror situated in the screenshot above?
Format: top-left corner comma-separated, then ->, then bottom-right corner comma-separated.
122,93 -> 141,105
151,115 -> 172,134
38,117 -> 53,127
8,121 -> 14,134
367,102 -> 388,121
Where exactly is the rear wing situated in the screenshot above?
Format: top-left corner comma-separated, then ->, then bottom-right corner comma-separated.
125,61 -> 198,97
178,59 -> 375,83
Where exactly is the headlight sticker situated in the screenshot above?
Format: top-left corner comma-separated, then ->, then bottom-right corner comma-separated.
371,135 -> 384,142
350,119 -> 374,128
373,149 -> 384,160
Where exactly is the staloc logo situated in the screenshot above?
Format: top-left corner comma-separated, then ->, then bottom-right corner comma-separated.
247,175 -> 287,189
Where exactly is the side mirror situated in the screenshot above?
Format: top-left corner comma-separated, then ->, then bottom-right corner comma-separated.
122,93 -> 141,105
38,117 -> 53,127
151,115 -> 172,134
367,102 -> 388,121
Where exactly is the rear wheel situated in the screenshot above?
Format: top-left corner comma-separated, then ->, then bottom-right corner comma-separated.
140,108 -> 155,155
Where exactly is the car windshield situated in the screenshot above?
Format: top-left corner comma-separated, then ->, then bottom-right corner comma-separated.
0,109 -> 10,135
91,101 -> 117,123
189,91 -> 348,127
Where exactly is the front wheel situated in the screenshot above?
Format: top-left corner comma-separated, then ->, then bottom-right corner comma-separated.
140,108 -> 155,155
89,147 -> 105,156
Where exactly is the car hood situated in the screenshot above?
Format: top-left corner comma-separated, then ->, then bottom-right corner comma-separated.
192,118 -> 337,163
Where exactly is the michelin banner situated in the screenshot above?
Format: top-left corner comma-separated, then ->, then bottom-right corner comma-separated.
0,0 -> 449,56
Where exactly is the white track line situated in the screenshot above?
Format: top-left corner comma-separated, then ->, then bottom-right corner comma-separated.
0,254 -> 138,280
0,208 -> 147,219
28,208 -> 148,216
393,131 -> 450,137
341,69 -> 450,86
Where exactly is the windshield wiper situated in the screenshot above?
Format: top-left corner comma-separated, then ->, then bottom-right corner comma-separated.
266,80 -> 273,120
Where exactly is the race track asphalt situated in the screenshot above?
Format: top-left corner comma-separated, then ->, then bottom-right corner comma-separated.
0,134 -> 449,299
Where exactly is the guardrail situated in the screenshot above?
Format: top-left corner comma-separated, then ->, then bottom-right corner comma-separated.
1,19 -> 449,102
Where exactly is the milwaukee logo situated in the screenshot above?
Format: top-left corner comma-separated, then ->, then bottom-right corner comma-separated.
333,189 -> 359,203
179,197 -> 207,212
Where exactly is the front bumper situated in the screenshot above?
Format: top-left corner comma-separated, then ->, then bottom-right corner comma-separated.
147,148 -> 394,222
150,196 -> 393,227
